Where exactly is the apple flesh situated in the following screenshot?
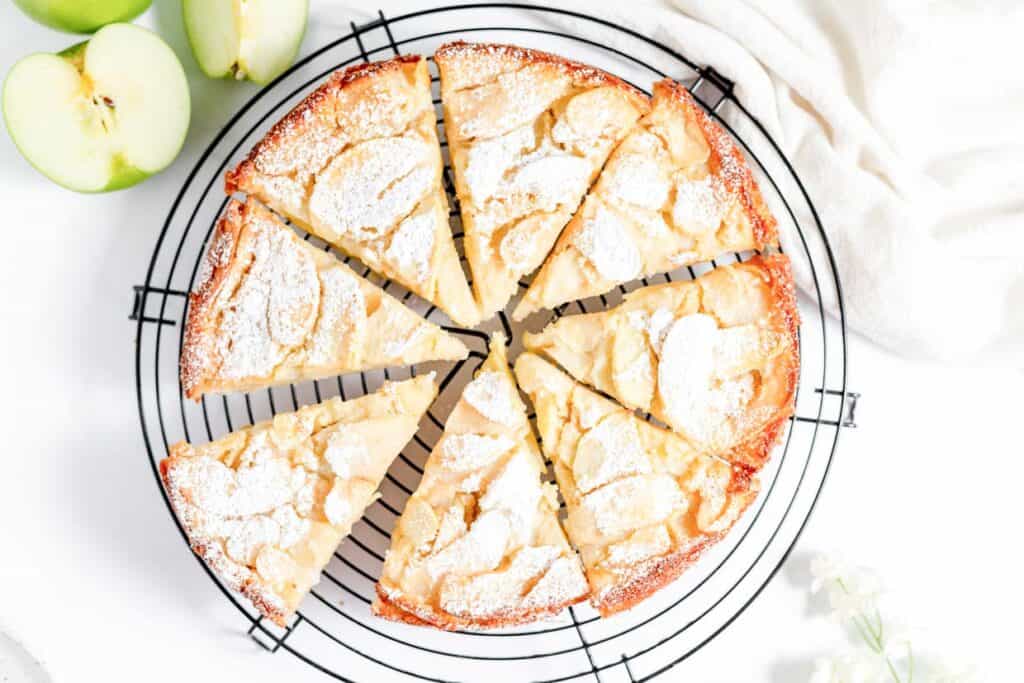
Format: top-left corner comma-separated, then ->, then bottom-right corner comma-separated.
2,23 -> 190,193
13,0 -> 152,34
184,0 -> 308,85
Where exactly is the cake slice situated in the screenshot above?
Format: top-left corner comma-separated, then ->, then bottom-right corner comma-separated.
523,255 -> 799,471
514,79 -> 778,320
435,42 -> 649,320
161,374 -> 438,626
514,353 -> 758,616
181,198 -> 467,401
225,55 -> 478,326
374,334 -> 589,629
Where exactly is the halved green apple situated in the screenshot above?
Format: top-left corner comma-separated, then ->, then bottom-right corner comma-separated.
2,23 -> 190,193
183,0 -> 308,85
13,0 -> 152,34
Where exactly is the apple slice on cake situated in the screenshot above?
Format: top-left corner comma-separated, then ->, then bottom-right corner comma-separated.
161,374 -> 437,626
181,198 -> 467,400
225,55 -> 478,326
434,41 -> 650,320
514,353 -> 759,616
523,255 -> 799,471
374,334 -> 589,629
514,79 -> 779,320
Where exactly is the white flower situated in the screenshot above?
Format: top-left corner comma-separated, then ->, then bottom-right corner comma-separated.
810,553 -> 849,593
809,653 -> 884,683
825,568 -> 883,621
880,619 -> 915,659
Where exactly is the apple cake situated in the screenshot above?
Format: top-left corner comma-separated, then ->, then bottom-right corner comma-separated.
181,198 -> 467,400
514,353 -> 759,616
161,374 -> 438,626
225,55 -> 478,326
434,41 -> 650,320
514,79 -> 778,320
373,334 -> 589,629
523,255 -> 799,471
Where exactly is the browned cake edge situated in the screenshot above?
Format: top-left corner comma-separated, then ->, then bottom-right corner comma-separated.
159,449 -> 292,628
434,40 -> 650,112
224,54 -> 424,195
372,582 -> 589,632
592,466 -> 759,616
722,253 -> 801,471
179,199 -> 248,401
653,79 -> 779,249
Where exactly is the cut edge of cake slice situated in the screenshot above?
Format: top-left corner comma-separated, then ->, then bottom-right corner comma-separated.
373,333 -> 590,629
522,254 -> 799,471
513,352 -> 759,616
435,41 -> 650,321
161,373 -> 438,626
181,198 -> 467,401
513,78 -> 779,321
225,55 -> 479,327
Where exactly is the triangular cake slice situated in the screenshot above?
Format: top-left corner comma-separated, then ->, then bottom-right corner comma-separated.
514,353 -> 758,616
374,334 -> 589,629
523,255 -> 799,471
514,79 -> 779,320
435,42 -> 649,320
161,374 -> 438,626
225,55 -> 478,326
181,198 -> 467,400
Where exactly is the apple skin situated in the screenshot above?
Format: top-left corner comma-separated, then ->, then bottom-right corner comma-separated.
12,0 -> 152,34
2,23 -> 190,193
183,0 -> 308,86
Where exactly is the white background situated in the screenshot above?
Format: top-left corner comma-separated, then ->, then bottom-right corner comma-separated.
0,1 -> 1018,680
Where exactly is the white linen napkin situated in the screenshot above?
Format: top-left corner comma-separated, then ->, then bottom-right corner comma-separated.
322,0 -> 1024,366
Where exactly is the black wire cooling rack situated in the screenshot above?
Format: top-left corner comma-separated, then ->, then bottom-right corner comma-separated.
131,4 -> 858,681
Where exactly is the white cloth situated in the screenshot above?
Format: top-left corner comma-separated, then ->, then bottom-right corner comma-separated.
329,1 -> 1024,366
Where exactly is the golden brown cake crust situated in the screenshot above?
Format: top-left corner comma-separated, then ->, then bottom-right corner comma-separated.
434,41 -> 649,106
726,253 -> 800,471
225,55 -> 422,195
654,79 -> 778,248
160,452 -> 292,627
372,583 -> 587,632
179,201 -> 245,401
591,465 -> 756,616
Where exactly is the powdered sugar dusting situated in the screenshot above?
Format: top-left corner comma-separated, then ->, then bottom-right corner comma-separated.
573,203 -> 641,282
657,313 -> 756,445
462,371 -> 519,426
217,215 -> 318,382
464,124 -> 535,202
671,174 -> 726,235
164,375 -> 432,624
440,434 -> 516,473
378,339 -> 589,626
306,266 -> 365,366
603,152 -> 670,211
309,136 -> 433,242
385,211 -> 436,284
573,414 -> 652,494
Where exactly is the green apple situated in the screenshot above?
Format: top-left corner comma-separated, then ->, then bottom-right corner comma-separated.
12,0 -> 152,34
2,23 -> 190,192
183,0 -> 307,85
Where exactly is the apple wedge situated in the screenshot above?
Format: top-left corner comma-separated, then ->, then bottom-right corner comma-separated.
2,23 -> 190,193
13,0 -> 152,34
183,0 -> 308,85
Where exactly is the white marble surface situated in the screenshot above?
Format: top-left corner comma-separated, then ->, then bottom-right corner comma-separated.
0,2 -> 1016,680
